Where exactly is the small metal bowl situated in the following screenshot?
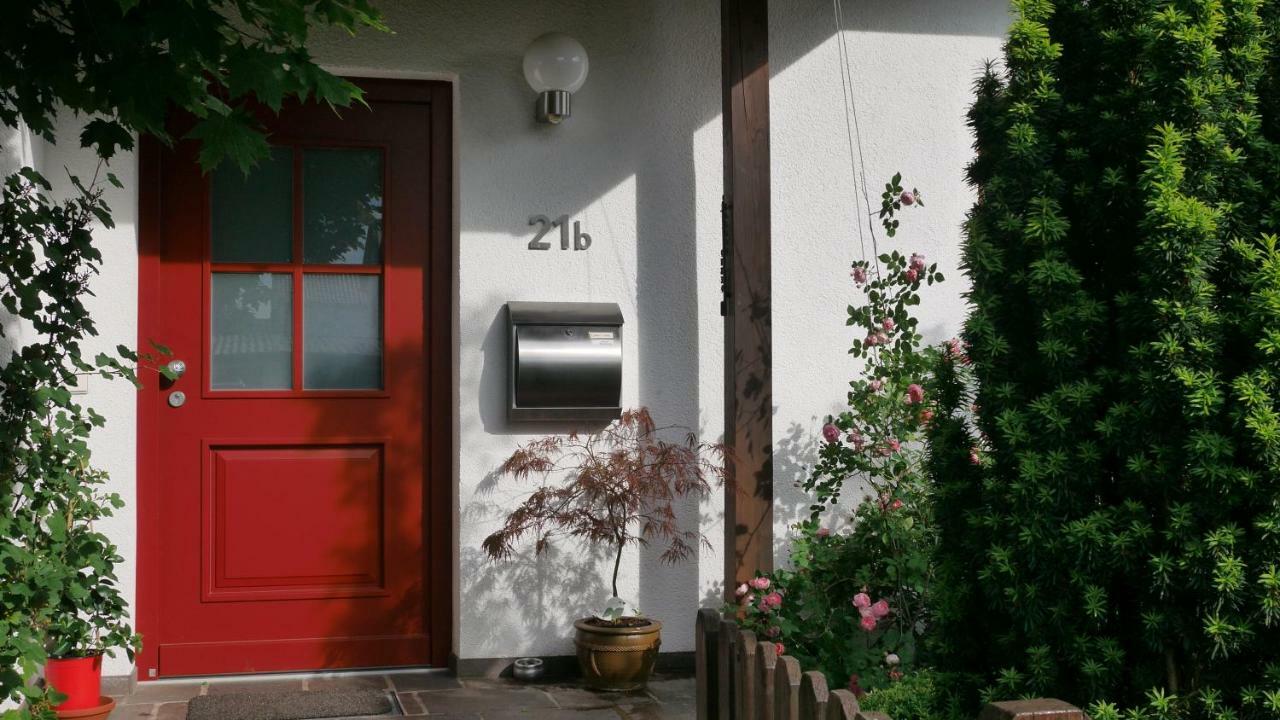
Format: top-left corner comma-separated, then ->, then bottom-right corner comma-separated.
512,657 -> 545,681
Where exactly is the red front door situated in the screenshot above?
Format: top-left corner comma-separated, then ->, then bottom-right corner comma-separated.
137,80 -> 451,677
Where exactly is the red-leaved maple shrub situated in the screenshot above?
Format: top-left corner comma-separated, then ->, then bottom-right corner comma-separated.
482,408 -> 726,618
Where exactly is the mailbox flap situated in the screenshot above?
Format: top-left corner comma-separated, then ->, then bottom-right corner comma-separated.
507,301 -> 624,327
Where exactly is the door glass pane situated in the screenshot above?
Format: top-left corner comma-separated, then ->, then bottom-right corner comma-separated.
303,274 -> 382,389
211,148 -> 293,263
303,149 -> 384,265
210,273 -> 293,390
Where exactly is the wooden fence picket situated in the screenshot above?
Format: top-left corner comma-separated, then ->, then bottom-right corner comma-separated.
754,641 -> 778,720
773,655 -> 801,720
825,689 -> 861,720
697,608 -> 720,720
735,630 -> 758,720
718,618 -> 738,720
799,671 -> 828,720
692,609 -> 1088,720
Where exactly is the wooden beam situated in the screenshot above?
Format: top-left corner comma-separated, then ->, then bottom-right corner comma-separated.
722,0 -> 773,595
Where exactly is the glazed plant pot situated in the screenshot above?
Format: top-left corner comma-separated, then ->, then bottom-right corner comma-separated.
44,654 -> 103,711
54,696 -> 115,720
573,618 -> 661,691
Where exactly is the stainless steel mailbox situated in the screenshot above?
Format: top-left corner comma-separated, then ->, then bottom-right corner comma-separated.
508,301 -> 624,422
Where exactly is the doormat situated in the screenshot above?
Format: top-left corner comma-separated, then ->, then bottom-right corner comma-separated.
186,689 -> 396,720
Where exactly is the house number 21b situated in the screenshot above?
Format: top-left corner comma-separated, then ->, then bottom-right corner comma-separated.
528,214 -> 592,251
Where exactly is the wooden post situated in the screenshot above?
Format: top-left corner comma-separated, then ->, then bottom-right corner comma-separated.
735,631 -> 759,720
697,609 -> 721,720
978,700 -> 1085,720
754,641 -> 777,720
718,619 -> 739,720
825,690 -> 861,720
799,671 -> 828,719
721,0 -> 773,594
773,655 -> 801,720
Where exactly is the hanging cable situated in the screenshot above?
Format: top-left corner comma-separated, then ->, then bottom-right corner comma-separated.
832,0 -> 883,280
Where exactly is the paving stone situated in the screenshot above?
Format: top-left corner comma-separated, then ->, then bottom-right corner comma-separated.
486,710 -> 622,719
644,678 -> 696,705
119,682 -> 205,705
307,673 -> 391,692
155,702 -> 188,720
546,686 -> 647,709
387,670 -> 463,692
203,678 -> 305,695
410,686 -> 557,714
396,692 -> 427,714
109,704 -> 158,719
617,702 -> 694,720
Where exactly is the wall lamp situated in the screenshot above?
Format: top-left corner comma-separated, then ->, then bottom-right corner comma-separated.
523,33 -> 589,124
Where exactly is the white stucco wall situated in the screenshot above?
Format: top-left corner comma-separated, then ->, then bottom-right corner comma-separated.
1,0 -> 1008,677
770,1 -> 1007,541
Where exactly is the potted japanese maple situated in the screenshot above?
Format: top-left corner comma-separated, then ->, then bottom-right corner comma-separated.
482,408 -> 726,690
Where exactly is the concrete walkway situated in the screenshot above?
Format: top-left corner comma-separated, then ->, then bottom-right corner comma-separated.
108,671 -> 695,719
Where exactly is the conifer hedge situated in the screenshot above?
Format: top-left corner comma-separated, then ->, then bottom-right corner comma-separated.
928,1 -> 1280,718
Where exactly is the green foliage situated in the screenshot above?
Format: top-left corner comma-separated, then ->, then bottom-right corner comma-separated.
0,168 -> 144,718
731,179 -> 945,696
859,670 -> 975,720
0,0 -> 384,170
931,0 -> 1280,717
1,3 -> 387,717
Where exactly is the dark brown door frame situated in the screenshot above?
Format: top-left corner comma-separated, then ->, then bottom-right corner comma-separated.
721,0 -> 773,594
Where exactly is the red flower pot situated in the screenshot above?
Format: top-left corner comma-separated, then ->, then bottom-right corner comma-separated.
44,654 -> 102,711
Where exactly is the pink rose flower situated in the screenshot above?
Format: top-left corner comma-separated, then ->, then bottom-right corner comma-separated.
886,438 -> 902,453
881,318 -> 895,331
822,422 -> 841,443
909,253 -> 926,272
905,268 -> 919,283
757,598 -> 772,613
899,191 -> 915,206
775,642 -> 786,656
817,527 -> 831,538
870,599 -> 890,618
851,266 -> 868,284
750,576 -> 771,590
876,332 -> 889,345
890,499 -> 904,510
764,592 -> 783,609
970,449 -> 981,466
852,593 -> 871,609
921,409 -> 935,423
859,615 -> 878,632
906,384 -> 925,404
735,583 -> 749,598
864,332 -> 880,347
869,379 -> 883,392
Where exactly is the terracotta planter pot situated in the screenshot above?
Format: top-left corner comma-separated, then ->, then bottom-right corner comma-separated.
44,655 -> 102,710
54,696 -> 115,720
573,617 -> 661,691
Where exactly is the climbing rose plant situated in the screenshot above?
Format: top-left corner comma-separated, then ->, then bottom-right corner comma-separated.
928,1 -> 1280,719
734,176 -> 944,696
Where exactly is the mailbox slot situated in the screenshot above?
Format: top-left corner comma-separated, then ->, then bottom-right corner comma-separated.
508,301 -> 623,421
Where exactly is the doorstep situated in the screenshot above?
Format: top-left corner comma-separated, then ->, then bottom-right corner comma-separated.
107,669 -> 694,719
